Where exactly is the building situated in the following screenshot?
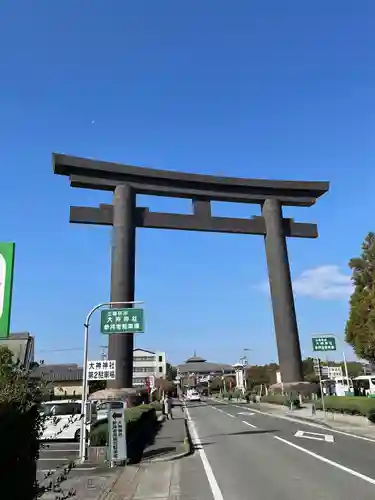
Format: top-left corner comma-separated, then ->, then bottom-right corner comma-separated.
32,348 -> 167,395
177,353 -> 233,386
33,363 -> 83,397
0,332 -> 34,368
133,348 -> 167,387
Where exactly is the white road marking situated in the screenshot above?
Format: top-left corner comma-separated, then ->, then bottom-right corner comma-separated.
242,420 -> 257,428
39,467 -> 96,472
232,404 -> 375,444
295,430 -> 334,442
225,413 -> 235,418
41,449 -> 78,453
210,406 -> 225,413
185,405 -> 224,500
238,412 -> 255,416
38,457 -> 70,461
274,436 -> 375,485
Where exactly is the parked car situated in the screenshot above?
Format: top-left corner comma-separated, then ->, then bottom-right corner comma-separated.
40,399 -> 97,441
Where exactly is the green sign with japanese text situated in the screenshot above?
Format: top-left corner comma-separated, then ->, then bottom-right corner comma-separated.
100,308 -> 144,334
0,243 -> 15,338
312,336 -> 336,352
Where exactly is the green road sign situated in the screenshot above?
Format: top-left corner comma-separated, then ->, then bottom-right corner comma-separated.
101,308 -> 144,334
312,336 -> 336,352
0,243 -> 15,338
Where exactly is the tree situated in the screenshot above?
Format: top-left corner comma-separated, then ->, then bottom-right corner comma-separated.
0,346 -> 45,498
89,380 -> 106,393
166,363 -> 177,382
346,232 -> 375,363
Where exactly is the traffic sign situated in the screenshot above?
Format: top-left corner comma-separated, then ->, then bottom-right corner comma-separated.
108,401 -> 127,463
100,308 -> 144,334
312,336 -> 336,352
146,375 -> 155,389
87,360 -> 116,380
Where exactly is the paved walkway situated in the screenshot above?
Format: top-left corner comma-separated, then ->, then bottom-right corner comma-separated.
142,409 -> 187,461
38,405 -> 190,499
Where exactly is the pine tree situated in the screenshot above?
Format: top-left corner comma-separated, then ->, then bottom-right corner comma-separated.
345,232 -> 375,362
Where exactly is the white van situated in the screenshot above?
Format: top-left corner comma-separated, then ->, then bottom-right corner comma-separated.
40,400 -> 96,441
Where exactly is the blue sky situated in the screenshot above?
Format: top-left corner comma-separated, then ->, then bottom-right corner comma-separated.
1,1 -> 374,366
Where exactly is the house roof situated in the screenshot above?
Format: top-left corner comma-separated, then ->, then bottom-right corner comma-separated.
185,355 -> 206,363
32,363 -> 83,382
177,361 -> 233,374
178,352 -> 233,374
133,348 -> 155,355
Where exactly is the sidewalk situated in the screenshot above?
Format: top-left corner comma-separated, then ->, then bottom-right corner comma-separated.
142,412 -> 189,462
38,408 -> 190,499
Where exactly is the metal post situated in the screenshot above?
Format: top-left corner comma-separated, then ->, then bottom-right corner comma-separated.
79,300 -> 144,464
108,184 -> 137,389
342,350 -> 350,393
318,361 -> 326,415
262,199 -> 303,383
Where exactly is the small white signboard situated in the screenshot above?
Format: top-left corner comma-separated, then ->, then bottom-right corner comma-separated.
87,360 -> 116,381
109,402 -> 127,463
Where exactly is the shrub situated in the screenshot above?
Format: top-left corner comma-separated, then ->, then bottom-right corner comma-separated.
260,394 -> 300,408
90,404 -> 156,447
0,346 -> 45,500
315,396 -> 375,421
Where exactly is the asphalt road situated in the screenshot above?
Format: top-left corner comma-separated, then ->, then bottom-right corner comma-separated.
181,398 -> 375,500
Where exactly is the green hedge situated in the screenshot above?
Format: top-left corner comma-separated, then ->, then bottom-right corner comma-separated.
90,404 -> 157,447
260,394 -> 301,408
315,396 -> 375,421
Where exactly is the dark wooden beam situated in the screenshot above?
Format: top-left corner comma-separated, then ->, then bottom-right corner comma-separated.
69,175 -> 317,207
54,153 -> 329,202
69,205 -> 318,238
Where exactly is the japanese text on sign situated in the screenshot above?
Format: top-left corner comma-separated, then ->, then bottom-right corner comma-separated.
312,337 -> 336,352
100,308 -> 144,334
87,360 -> 116,381
108,404 -> 127,463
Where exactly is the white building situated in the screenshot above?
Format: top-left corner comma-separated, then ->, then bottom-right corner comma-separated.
132,348 -> 167,387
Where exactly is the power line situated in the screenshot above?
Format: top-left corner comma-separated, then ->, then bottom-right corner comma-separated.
38,348 -> 83,353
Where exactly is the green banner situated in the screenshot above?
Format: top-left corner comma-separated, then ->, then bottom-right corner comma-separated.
0,243 -> 15,338
101,308 -> 144,334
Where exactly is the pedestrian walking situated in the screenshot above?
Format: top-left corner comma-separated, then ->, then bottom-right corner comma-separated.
164,394 -> 173,419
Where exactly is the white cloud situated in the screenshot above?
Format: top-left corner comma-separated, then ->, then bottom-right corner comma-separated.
257,265 -> 353,300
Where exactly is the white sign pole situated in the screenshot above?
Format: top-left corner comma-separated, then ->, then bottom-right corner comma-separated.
79,300 -> 144,464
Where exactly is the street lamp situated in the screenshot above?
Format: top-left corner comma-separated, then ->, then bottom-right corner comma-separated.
79,300 -> 144,463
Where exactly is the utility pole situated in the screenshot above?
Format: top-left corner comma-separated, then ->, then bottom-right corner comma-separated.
100,345 -> 108,361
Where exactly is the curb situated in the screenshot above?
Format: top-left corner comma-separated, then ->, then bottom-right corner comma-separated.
145,416 -> 193,463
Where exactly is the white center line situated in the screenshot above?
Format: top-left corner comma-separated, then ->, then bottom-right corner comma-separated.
185,405 -> 224,500
274,436 -> 375,485
242,420 -> 257,428
225,413 -> 235,418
